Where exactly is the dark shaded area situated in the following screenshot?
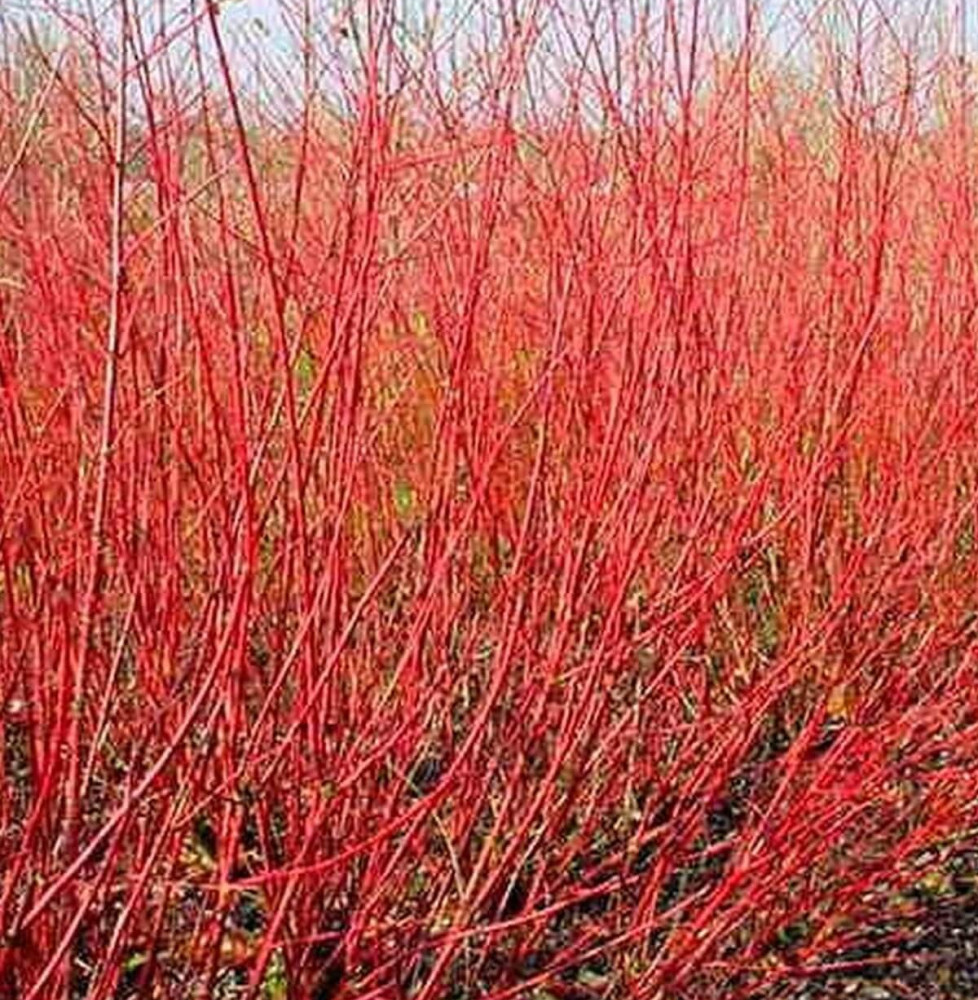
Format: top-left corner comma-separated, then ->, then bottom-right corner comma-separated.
310,958 -> 345,1000
776,849 -> 978,1000
308,927 -> 348,1000
409,752 -> 444,797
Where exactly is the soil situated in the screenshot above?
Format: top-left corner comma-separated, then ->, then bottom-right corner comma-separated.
780,850 -> 978,1000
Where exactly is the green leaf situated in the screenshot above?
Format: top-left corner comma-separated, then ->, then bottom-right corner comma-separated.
393,480 -> 416,522
122,950 -> 148,974
295,344 -> 316,394
262,948 -> 288,999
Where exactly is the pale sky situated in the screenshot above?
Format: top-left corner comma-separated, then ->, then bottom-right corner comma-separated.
3,0 -> 973,122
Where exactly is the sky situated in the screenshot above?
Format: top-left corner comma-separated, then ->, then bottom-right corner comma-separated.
2,0 -> 974,123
